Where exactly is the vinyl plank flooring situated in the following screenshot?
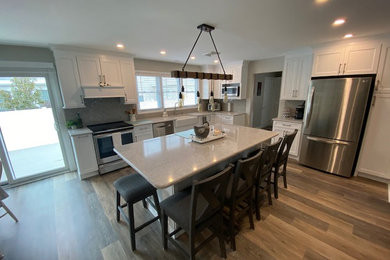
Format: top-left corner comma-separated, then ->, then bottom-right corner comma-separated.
1,162 -> 390,260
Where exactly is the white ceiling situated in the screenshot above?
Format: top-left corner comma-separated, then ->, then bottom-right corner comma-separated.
1,0 -> 390,65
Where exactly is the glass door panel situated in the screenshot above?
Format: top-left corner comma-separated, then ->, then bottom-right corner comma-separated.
0,77 -> 65,180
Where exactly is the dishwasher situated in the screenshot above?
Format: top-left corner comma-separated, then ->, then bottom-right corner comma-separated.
152,121 -> 174,137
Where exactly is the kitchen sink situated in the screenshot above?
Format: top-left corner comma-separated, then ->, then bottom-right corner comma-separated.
174,115 -> 198,127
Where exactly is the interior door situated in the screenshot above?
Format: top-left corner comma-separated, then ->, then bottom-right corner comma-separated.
303,77 -> 372,141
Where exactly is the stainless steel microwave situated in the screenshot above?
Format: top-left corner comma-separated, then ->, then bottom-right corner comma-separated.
221,83 -> 240,97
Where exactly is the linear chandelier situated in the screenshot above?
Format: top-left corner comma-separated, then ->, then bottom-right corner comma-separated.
171,24 -> 233,81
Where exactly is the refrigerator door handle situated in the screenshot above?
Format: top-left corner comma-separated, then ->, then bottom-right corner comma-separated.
307,136 -> 349,145
305,86 -> 315,129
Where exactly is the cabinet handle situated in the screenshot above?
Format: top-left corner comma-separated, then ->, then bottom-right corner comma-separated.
103,75 -> 107,86
125,93 -> 128,101
338,64 -> 342,75
99,75 -> 104,87
343,63 -> 346,74
372,95 -> 376,106
76,134 -> 89,138
282,124 -> 292,127
375,80 -> 380,91
80,95 -> 84,104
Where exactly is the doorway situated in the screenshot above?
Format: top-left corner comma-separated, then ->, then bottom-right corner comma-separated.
252,72 -> 282,129
0,75 -> 67,184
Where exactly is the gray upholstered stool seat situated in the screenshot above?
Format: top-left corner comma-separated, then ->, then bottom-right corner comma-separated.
114,173 -> 161,251
114,174 -> 156,202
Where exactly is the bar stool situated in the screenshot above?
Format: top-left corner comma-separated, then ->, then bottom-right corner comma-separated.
273,129 -> 298,199
114,173 -> 161,251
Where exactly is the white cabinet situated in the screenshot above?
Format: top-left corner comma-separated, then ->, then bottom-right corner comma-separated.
134,124 -> 153,142
120,58 -> 138,104
70,133 -> 98,179
53,50 -> 85,108
272,120 -> 303,157
280,54 -> 312,100
312,42 -> 381,77
376,41 -> 390,93
357,93 -> 390,181
77,55 -> 123,87
216,114 -> 245,126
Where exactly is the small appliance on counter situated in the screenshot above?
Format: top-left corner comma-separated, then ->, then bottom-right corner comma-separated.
208,101 -> 221,111
295,102 -> 305,119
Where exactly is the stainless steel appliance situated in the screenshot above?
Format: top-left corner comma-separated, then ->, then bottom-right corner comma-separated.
207,101 -> 221,111
299,76 -> 373,177
87,121 -> 134,174
152,121 -> 174,137
295,103 -> 305,119
221,83 -> 240,97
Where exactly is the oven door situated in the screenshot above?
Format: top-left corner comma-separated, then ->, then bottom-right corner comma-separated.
94,130 -> 134,164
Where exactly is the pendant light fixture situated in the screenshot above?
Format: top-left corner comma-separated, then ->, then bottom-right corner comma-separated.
223,85 -> 228,103
171,24 -> 233,81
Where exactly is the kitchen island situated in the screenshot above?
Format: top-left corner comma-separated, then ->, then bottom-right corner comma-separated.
114,125 -> 277,189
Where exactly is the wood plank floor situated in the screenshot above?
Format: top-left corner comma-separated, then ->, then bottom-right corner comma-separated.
0,162 -> 389,260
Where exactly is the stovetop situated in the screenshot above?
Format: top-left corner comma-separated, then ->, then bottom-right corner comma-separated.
87,121 -> 133,134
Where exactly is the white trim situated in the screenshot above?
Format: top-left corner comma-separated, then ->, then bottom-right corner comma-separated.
0,61 -> 54,69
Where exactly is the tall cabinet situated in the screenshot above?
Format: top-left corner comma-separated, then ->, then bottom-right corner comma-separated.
357,41 -> 390,182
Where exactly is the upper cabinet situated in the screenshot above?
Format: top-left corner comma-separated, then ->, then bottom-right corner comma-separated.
52,47 -> 138,106
280,54 -> 312,100
376,41 -> 390,93
53,50 -> 85,109
312,41 -> 381,77
77,55 -> 123,87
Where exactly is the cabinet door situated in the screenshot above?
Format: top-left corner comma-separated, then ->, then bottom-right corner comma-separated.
357,94 -> 390,180
377,42 -> 390,92
344,42 -> 381,75
77,55 -> 102,87
100,57 -> 123,87
296,55 -> 313,100
280,57 -> 300,100
233,114 -> 245,126
54,53 -> 85,108
221,115 -> 234,125
312,47 -> 345,77
71,134 -> 98,178
135,132 -> 153,142
120,58 -> 137,104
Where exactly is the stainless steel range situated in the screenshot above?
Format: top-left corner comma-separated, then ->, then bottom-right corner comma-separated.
87,121 -> 134,174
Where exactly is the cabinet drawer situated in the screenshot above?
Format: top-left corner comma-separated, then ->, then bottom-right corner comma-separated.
273,120 -> 302,130
134,124 -> 153,134
221,115 -> 234,125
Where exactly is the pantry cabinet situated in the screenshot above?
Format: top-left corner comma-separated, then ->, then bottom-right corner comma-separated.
280,54 -> 312,100
272,120 -> 303,157
312,41 -> 381,77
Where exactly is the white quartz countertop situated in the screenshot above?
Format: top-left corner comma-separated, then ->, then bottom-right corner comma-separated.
68,128 -> 92,136
187,111 -> 245,116
272,117 -> 304,124
114,125 -> 277,189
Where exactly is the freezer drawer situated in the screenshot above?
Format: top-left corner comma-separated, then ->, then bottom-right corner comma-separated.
299,135 -> 358,177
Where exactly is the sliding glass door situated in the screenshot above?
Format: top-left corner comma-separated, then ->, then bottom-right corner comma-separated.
0,74 -> 67,184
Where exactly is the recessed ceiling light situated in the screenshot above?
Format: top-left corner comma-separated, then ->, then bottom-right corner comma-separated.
315,0 -> 328,4
160,50 -> 167,55
333,18 -> 345,26
344,33 -> 353,39
213,59 -> 219,63
116,43 -> 124,49
190,56 -> 196,60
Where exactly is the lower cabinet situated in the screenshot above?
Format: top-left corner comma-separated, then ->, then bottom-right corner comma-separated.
70,133 -> 99,179
357,93 -> 390,182
197,113 -> 245,126
134,124 -> 153,142
272,120 -> 303,157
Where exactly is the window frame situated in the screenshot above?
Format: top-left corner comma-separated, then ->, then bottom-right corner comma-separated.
135,70 -> 199,113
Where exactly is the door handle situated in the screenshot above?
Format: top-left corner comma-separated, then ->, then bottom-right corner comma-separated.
304,86 -> 315,129
372,95 -> 376,106
343,63 -> 346,74
338,64 -> 342,75
307,136 -> 349,145
375,80 -> 380,91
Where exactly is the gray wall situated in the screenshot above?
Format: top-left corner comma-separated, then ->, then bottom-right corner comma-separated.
0,44 -> 54,62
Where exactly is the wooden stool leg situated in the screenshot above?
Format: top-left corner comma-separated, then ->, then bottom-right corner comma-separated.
116,191 -> 121,222
142,199 -> 147,208
0,201 -> 18,222
128,203 -> 136,251
283,164 -> 288,188
218,215 -> 227,259
248,194 -> 254,230
152,192 -> 161,218
229,206 -> 236,251
274,171 -> 279,199
267,177 -> 273,205
255,186 -> 261,221
162,211 -> 168,250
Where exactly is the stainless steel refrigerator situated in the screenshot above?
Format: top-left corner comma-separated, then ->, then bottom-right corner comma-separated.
299,76 -> 373,177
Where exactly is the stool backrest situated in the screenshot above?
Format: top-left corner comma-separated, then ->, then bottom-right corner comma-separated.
276,129 -> 298,166
189,165 -> 233,233
231,150 -> 263,200
257,138 -> 282,184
